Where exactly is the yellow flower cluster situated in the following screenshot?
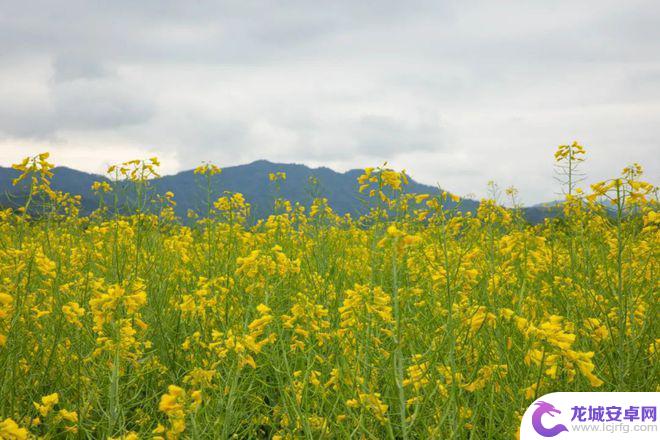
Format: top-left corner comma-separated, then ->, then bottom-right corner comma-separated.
269,171 -> 287,182
31,393 -> 78,434
0,418 -> 28,440
358,165 -> 409,203
213,192 -> 250,222
346,392 -> 389,424
0,149 -> 656,438
554,141 -> 586,162
193,162 -> 222,175
107,158 -> 161,181
0,292 -> 13,347
89,281 -> 149,360
11,152 -> 54,187
511,314 -> 604,387
154,385 -> 201,439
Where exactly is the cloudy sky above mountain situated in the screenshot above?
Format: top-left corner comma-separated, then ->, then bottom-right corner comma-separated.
1,0 -> 658,203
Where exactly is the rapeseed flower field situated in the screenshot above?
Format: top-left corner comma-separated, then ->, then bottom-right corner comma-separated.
0,145 -> 657,439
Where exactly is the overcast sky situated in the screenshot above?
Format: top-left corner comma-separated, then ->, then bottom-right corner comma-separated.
0,0 -> 658,203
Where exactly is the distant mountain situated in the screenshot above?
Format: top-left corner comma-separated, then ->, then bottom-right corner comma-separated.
0,160 -> 555,223
0,165 -> 106,215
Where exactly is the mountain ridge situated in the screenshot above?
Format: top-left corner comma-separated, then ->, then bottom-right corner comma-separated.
0,161 -> 557,222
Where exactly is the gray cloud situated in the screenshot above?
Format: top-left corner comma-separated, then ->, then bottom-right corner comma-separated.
52,52 -> 113,83
0,76 -> 154,138
0,0 -> 658,203
53,79 -> 154,131
352,115 -> 443,156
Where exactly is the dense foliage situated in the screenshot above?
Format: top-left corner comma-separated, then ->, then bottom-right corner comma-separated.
0,147 -> 657,439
